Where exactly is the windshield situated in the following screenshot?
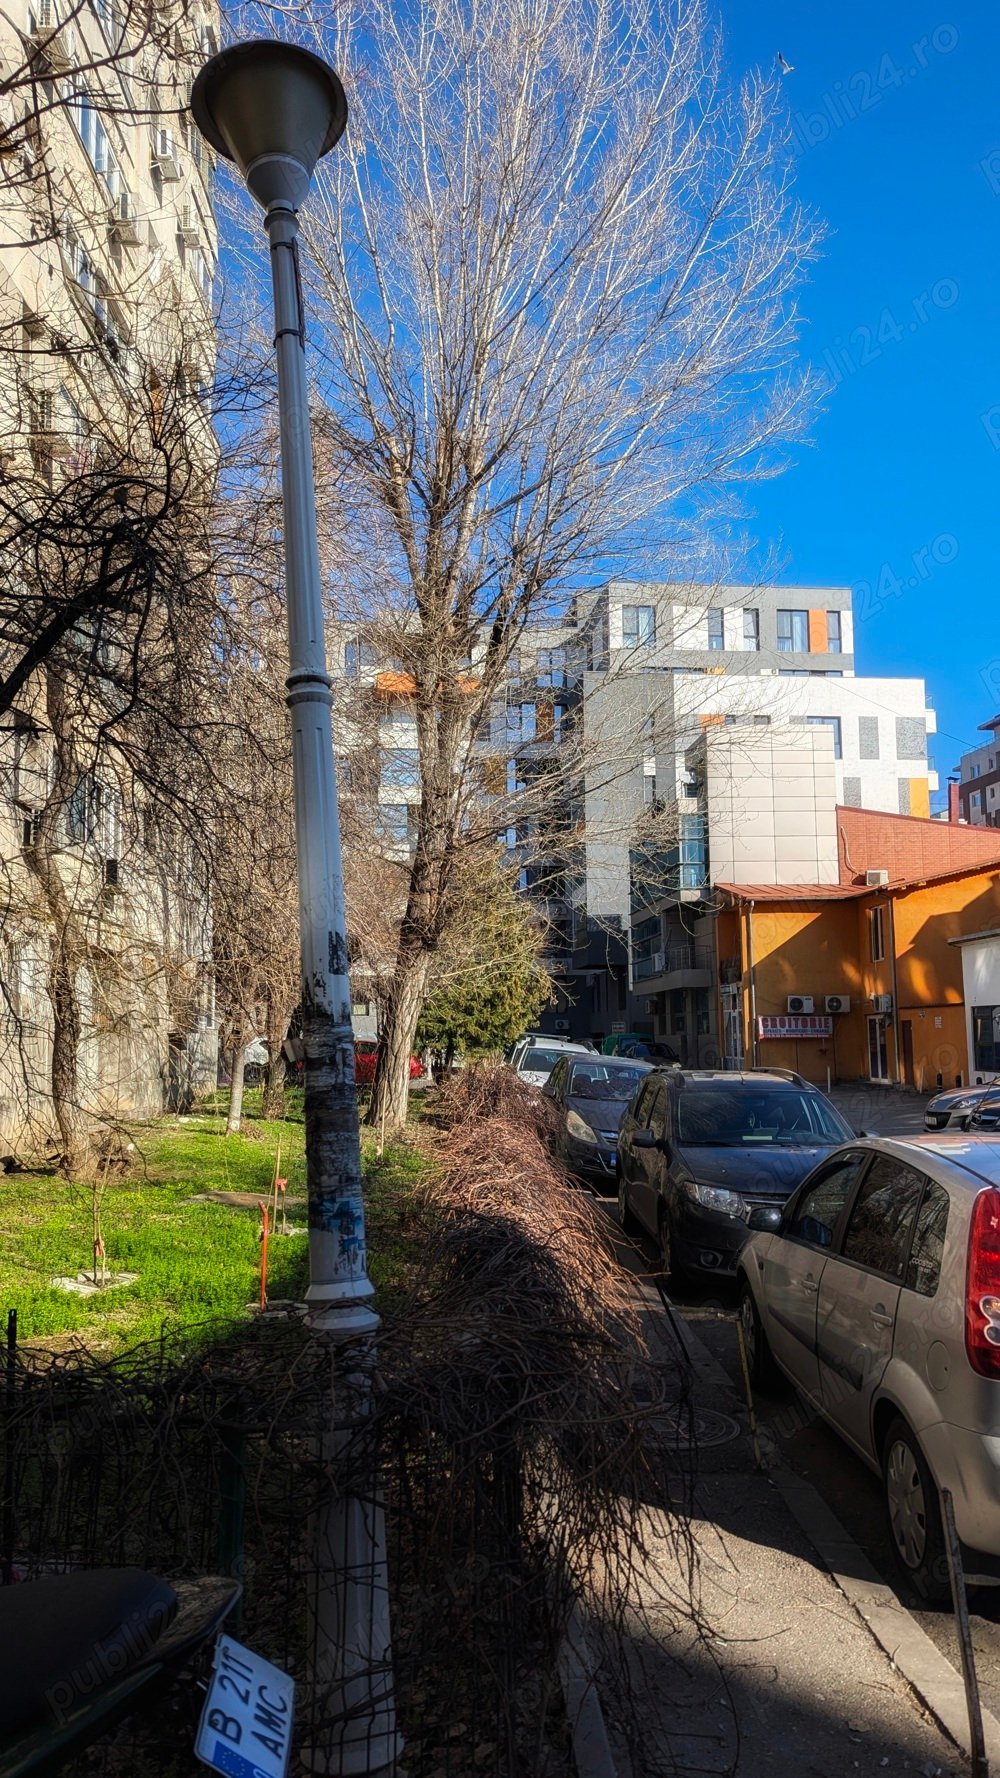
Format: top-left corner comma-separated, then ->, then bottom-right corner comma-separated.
568,1063 -> 646,1100
676,1086 -> 850,1146
520,1047 -> 570,1074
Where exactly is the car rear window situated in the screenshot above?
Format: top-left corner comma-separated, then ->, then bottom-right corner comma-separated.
904,1181 -> 949,1297
676,1085 -> 849,1146
520,1047 -> 568,1073
569,1063 -> 646,1099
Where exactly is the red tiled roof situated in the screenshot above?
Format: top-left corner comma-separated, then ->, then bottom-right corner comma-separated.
836,806 -> 1000,887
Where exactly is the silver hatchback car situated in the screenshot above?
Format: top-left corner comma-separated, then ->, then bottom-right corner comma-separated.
737,1134 -> 1000,1601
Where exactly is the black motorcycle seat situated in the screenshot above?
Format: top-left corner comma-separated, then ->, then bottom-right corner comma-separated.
0,1567 -> 178,1737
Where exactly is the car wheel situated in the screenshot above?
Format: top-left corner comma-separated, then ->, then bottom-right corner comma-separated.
617,1169 -> 640,1237
882,1416 -> 950,1604
738,1280 -> 781,1391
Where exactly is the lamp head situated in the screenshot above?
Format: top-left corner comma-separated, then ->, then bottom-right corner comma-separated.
191,39 -> 347,209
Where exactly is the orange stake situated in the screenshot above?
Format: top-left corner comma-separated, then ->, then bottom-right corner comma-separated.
258,1200 -> 270,1311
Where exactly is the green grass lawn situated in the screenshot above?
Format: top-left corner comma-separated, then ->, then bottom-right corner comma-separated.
0,1090 -> 429,1351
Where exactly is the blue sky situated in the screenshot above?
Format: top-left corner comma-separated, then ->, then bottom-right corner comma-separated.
718,0 -> 999,803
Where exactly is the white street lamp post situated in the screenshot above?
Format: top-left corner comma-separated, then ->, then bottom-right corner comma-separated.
191,41 -> 400,1776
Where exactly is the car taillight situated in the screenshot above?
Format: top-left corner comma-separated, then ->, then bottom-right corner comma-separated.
965,1188 -> 1000,1378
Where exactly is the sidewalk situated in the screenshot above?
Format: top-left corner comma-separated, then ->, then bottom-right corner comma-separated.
590,1276 -> 963,1777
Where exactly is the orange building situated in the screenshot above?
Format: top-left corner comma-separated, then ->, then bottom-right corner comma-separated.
716,809 -> 1000,1089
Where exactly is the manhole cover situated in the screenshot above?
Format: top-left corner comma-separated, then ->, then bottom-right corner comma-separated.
653,1406 -> 742,1449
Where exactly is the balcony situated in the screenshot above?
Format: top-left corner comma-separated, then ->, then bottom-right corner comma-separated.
631,939 -> 714,992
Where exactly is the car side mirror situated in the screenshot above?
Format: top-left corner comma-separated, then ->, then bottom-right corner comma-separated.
631,1128 -> 658,1149
747,1205 -> 782,1233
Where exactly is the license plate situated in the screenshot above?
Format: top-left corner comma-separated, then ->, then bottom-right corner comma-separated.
196,1636 -> 295,1778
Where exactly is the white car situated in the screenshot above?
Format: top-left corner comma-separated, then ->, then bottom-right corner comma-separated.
515,1040 -> 589,1089
738,1134 -> 1000,1601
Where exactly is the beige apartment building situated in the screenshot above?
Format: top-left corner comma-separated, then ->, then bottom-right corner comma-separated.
0,0 -> 219,1151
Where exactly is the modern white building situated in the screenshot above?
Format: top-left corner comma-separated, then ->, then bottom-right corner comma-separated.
949,930 -> 1000,1081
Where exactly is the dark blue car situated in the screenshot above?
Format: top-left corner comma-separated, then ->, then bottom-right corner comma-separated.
617,1068 -> 854,1280
543,1053 -> 652,1188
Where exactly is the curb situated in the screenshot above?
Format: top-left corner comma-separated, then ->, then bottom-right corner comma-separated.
556,1600 -> 617,1778
675,1304 -> 1000,1770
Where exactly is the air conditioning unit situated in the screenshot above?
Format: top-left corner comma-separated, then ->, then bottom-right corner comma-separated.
644,999 -> 657,1015
177,202 -> 199,247
553,1018 -> 569,1032
872,993 -> 893,1015
787,995 -> 814,1015
28,0 -> 72,70
651,950 -> 665,974
152,128 -> 182,181
866,869 -> 889,887
110,189 -> 142,246
825,995 -> 851,1015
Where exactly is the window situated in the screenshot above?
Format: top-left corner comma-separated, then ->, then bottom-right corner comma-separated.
642,775 -> 657,808
806,715 -> 842,759
971,790 -> 982,811
695,988 -> 711,1034
632,1078 -> 662,1128
670,988 -> 686,1033
537,648 -> 567,688
190,247 -> 215,302
707,608 -> 724,649
743,609 -> 759,651
786,1154 -> 867,1248
621,605 -> 655,649
776,609 -> 809,653
66,773 -> 120,853
378,804 -> 415,845
970,763 -> 981,779
972,1006 -> 1000,1073
827,610 -> 843,653
506,701 -> 536,743
752,714 -> 770,726
380,748 -> 419,790
869,904 -> 885,962
905,1183 -> 949,1296
841,1155 -> 926,1279
72,91 -> 110,176
344,639 -> 376,677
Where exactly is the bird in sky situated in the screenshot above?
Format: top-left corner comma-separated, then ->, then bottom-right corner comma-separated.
776,50 -> 795,74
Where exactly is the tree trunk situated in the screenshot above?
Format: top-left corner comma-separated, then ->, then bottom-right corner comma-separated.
368,948 -> 430,1133
49,934 -> 85,1173
20,671 -> 88,1177
226,1044 -> 247,1135
261,998 -> 289,1119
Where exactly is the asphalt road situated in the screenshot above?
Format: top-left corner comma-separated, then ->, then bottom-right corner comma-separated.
595,1088 -> 1000,1738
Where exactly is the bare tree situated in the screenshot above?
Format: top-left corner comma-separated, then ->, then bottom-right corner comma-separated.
269,0 -> 819,1125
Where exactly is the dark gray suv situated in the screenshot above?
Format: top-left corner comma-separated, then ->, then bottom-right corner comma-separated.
617,1068 -> 854,1279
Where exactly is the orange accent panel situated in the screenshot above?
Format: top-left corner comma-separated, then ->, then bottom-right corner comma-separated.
699,714 -> 726,727
375,671 -> 416,696
908,778 -> 931,820
808,609 -> 827,653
